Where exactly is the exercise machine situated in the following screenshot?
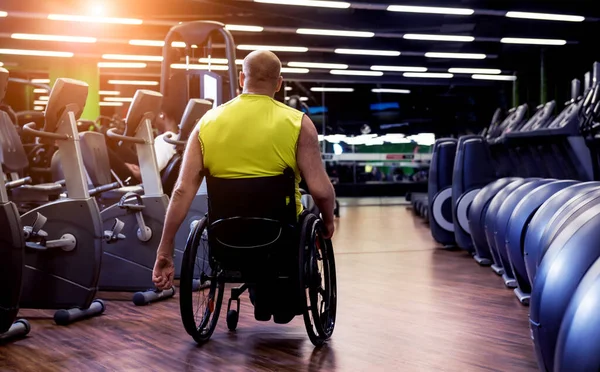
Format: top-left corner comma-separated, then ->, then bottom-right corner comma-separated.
101,90 -> 175,305
16,78 -> 108,325
0,67 -> 30,341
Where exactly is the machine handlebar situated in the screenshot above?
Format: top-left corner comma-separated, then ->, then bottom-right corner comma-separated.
22,122 -> 70,140
106,128 -> 146,144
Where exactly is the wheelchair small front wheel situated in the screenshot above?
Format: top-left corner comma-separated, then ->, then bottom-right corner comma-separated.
226,310 -> 239,331
180,217 -> 224,344
299,213 -> 338,346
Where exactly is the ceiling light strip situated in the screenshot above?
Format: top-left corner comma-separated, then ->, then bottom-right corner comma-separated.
310,87 -> 354,92
330,70 -> 383,76
372,88 -> 410,94
297,28 -> 374,38
335,48 -> 400,56
0,49 -> 73,57
425,52 -> 486,59
254,0 -> 351,9
11,33 -> 97,43
500,37 -> 567,46
472,74 -> 517,81
371,65 -> 427,72
449,68 -> 501,74
505,11 -> 584,22
387,5 -> 474,15
48,14 -> 143,25
403,34 -> 474,42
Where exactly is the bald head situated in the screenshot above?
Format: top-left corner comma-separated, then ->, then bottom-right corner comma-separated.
240,50 -> 284,96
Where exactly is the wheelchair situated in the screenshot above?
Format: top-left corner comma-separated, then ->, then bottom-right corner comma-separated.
179,168 -> 337,346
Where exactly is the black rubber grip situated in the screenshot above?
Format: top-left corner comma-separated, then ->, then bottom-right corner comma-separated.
89,182 -> 120,197
5,177 -> 32,190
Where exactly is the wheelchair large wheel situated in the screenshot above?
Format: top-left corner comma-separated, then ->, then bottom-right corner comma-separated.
299,213 -> 337,346
180,217 -> 225,344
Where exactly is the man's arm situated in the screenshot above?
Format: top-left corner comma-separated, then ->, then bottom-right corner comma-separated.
297,115 -> 336,237
157,126 -> 204,257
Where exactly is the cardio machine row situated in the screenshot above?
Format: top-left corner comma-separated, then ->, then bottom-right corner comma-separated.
418,61 -> 600,372
0,68 -> 213,342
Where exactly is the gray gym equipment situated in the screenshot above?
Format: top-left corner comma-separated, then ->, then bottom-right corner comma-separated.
0,67 -> 31,341
19,78 -> 109,325
163,98 -> 213,277
103,90 -> 175,305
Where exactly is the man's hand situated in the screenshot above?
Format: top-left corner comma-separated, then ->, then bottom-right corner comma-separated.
152,252 -> 175,290
125,163 -> 141,181
323,219 -> 335,239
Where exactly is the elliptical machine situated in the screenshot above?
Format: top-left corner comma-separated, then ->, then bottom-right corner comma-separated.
0,67 -> 30,341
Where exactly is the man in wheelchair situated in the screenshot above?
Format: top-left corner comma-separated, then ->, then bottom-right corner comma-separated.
152,50 -> 337,346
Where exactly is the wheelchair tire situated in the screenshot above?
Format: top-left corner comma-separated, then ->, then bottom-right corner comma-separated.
299,213 -> 337,347
226,310 -> 239,331
180,217 -> 225,345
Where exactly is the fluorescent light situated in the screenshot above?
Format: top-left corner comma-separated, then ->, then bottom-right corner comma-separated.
104,97 -> 134,102
0,11 -> 7,17
500,37 -> 566,46
11,33 -> 97,43
0,62 -> 3,67
425,52 -> 486,59
129,40 -> 164,47
334,48 -> 400,57
225,24 -> 264,32
288,62 -> 348,69
331,70 -> 383,76
238,45 -> 308,52
171,64 -> 230,71
99,90 -> 120,95
33,88 -> 48,93
128,40 -> 188,48
285,97 -> 291,101
403,34 -> 474,42
472,74 -> 517,81
281,67 -> 310,74
102,54 -> 163,62
387,5 -> 473,15
254,0 -> 350,9
506,11 -> 584,22
199,58 -> 229,64
311,87 -> 354,92
297,28 -> 374,38
371,65 -> 427,72
38,96 -> 49,101
285,86 -> 293,91
48,14 -> 143,25
34,100 -> 48,105
300,97 -> 309,101
98,62 -> 147,68
236,59 -> 244,65
31,79 -> 50,84
100,102 -> 124,107
33,106 -> 45,111
108,80 -> 159,86
404,72 -> 453,78
449,68 -> 501,74
372,88 -> 410,94
0,49 -> 73,58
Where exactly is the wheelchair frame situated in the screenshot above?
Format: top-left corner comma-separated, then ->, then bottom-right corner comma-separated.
179,209 -> 337,347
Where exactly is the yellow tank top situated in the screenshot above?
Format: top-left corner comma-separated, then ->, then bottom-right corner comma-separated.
198,93 -> 304,215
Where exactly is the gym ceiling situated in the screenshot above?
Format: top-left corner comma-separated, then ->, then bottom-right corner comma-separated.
1,0 -> 599,135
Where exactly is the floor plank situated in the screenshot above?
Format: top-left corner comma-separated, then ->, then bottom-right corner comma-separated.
0,205 -> 538,371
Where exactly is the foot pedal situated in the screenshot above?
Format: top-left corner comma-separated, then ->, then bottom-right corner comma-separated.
104,218 -> 126,243
491,264 -> 504,275
23,212 -> 48,239
473,254 -> 492,266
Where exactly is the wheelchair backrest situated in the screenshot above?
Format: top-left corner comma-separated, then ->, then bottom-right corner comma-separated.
205,168 -> 298,273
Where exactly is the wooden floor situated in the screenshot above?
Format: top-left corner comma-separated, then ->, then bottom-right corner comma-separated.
0,204 -> 538,371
